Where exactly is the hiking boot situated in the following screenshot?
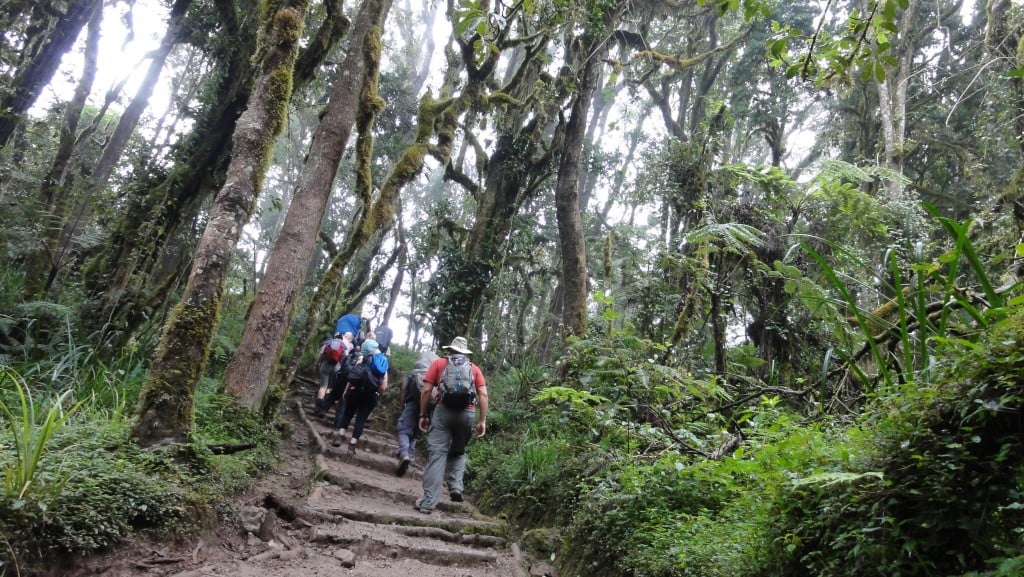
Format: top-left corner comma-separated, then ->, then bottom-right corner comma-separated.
415,497 -> 432,515
450,491 -> 463,503
330,432 -> 345,447
347,442 -> 357,455
396,454 -> 411,477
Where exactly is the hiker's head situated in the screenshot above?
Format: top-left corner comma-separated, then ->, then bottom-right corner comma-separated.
343,331 -> 353,341
361,339 -> 380,355
334,332 -> 343,338
443,336 -> 472,355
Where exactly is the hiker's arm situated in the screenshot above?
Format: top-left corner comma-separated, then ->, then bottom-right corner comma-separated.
379,372 -> 388,393
418,382 -> 434,432
475,388 -> 488,438
472,364 -> 488,437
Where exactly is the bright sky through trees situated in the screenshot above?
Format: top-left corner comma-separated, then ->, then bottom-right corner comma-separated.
35,0 -> 170,118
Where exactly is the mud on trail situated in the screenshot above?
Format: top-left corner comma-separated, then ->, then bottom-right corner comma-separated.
60,389 -> 556,577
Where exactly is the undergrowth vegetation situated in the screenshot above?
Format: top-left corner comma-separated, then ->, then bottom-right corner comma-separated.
470,214 -> 1024,577
0,342 -> 279,574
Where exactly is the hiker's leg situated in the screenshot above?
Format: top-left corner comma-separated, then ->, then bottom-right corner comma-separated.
350,395 -> 377,441
322,383 -> 343,416
314,363 -> 333,412
396,401 -> 418,458
445,409 -> 474,495
420,406 -> 453,511
335,397 -> 357,432
319,362 -> 336,390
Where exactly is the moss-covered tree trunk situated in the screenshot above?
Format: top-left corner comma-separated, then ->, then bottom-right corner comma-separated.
39,0 -> 192,303
223,0 -> 390,410
555,19 -> 620,339
0,0 -> 101,150
281,64 -> 441,390
79,0 -> 258,347
428,36 -> 560,347
131,0 -> 308,447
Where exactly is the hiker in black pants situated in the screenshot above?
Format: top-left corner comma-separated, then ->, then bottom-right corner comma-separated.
331,339 -> 389,454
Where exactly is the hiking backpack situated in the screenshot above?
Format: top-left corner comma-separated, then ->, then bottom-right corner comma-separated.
439,358 -> 475,410
324,338 -> 345,364
402,373 -> 422,404
346,353 -> 386,395
402,351 -> 437,405
336,351 -> 362,386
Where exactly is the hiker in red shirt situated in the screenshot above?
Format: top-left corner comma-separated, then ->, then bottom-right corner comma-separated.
414,336 -> 488,514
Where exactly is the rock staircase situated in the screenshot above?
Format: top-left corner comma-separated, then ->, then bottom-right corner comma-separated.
158,390 -> 554,577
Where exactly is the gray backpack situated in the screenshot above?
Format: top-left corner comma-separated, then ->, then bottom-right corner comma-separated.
439,358 -> 475,410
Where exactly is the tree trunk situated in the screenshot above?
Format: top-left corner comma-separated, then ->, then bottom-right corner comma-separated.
228,0 -> 390,408
429,35 -> 558,346
381,228 -> 407,326
874,0 -> 922,200
80,0 -> 258,345
46,0 -> 191,303
21,3 -> 102,298
0,0 -> 101,149
555,27 -> 614,338
986,0 -> 1024,157
132,0 -> 308,447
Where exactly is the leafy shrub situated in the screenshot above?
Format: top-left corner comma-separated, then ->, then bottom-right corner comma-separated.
190,388 -> 279,493
561,453 -> 771,577
469,425 -> 584,526
764,309 -> 1024,577
0,418 -> 182,565
38,447 -> 182,552
0,379 -> 282,571
541,333 -> 729,456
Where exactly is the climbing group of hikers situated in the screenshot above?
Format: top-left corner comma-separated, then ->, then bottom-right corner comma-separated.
311,312 -> 488,515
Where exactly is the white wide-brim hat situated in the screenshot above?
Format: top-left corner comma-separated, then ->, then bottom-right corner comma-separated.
443,336 -> 472,355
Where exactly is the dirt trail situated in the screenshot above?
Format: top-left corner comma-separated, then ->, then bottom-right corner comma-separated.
63,389 -> 555,577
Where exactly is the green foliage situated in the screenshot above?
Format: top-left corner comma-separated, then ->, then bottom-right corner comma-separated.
767,0 -> 911,86
763,308 -> 1024,576
796,207 -> 1018,399
561,422 -> 856,577
0,414 -> 182,565
548,333 -> 731,455
0,356 -> 280,570
190,386 -> 278,491
469,425 -> 583,526
0,369 -> 79,504
33,423 -> 183,553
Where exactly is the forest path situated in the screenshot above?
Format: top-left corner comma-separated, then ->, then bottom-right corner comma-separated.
66,387 -> 554,577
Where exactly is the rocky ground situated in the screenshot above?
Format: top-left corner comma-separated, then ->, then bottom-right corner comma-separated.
58,387 -> 556,577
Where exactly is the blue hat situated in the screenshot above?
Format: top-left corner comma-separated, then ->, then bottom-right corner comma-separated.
361,339 -> 380,355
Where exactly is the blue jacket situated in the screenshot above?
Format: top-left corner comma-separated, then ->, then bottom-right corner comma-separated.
334,314 -> 361,337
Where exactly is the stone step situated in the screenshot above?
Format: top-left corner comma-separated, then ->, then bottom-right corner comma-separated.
307,517 -> 505,563
283,394 -> 537,577
315,455 -> 472,514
